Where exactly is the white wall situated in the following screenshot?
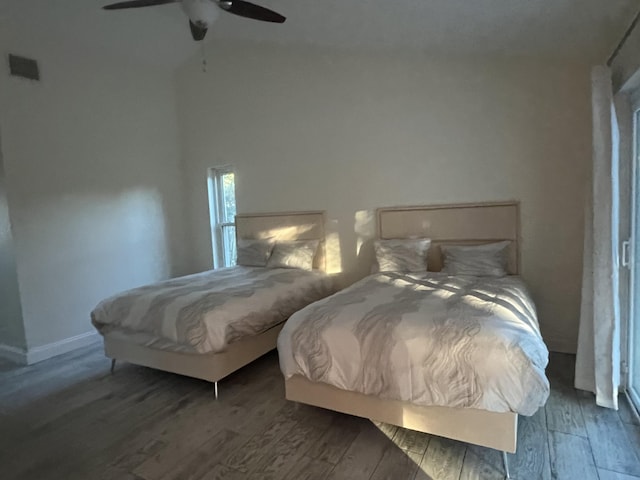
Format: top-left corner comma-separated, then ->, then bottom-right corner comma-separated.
0,134 -> 26,352
176,43 -> 591,353
0,39 -> 188,359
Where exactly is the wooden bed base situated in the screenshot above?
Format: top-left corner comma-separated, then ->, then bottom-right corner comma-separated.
283,201 -> 521,452
285,375 -> 518,453
104,322 -> 284,395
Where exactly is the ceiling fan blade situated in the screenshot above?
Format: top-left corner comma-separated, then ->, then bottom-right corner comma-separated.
218,0 -> 285,23
189,20 -> 208,41
103,0 -> 178,10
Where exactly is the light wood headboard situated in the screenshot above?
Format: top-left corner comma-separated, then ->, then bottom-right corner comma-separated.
235,211 -> 327,271
377,201 -> 520,274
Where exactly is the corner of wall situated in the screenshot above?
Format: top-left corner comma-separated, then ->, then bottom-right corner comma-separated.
0,125 -> 28,354
0,343 -> 27,365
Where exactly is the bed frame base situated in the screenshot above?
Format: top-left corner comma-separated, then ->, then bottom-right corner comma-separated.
285,375 -> 518,454
104,323 -> 285,395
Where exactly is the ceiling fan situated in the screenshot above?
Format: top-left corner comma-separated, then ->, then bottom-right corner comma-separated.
102,0 -> 286,41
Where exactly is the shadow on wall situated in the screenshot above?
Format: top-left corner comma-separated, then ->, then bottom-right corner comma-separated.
1,180 -> 189,349
14,179 -> 185,268
162,191 -> 189,278
14,187 -> 175,315
353,209 -> 377,282
75,187 -> 172,290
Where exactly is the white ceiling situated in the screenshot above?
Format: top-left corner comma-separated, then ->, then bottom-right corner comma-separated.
1,0 -> 637,68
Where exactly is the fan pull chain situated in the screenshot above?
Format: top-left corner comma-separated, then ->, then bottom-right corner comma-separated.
200,41 -> 207,73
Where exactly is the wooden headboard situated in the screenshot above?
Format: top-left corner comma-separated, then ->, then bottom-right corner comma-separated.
377,201 -> 520,274
235,211 -> 327,271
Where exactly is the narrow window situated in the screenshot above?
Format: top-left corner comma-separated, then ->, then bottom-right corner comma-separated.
207,167 -> 237,268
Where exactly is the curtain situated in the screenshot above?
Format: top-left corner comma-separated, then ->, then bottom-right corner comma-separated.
575,66 -> 621,409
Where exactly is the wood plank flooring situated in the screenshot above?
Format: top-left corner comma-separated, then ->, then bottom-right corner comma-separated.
1,343 -> 639,480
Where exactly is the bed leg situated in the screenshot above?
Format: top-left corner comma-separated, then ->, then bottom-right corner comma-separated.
214,381 -> 218,400
502,451 -> 511,479
110,359 -> 116,374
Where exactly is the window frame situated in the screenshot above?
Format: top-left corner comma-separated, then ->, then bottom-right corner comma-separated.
626,96 -> 640,411
207,166 -> 236,268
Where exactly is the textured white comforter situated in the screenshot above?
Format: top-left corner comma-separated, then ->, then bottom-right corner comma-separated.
278,272 -> 549,416
92,266 -> 334,354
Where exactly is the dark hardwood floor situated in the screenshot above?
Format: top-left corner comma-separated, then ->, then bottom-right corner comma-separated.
1,342 -> 639,480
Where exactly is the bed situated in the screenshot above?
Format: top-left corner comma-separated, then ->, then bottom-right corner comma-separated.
277,201 -> 549,478
92,210 -> 334,397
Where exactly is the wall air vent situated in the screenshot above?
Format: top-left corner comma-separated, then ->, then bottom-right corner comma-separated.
8,54 -> 40,81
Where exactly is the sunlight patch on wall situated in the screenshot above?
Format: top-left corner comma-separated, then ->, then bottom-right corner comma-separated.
247,224 -> 316,241
325,218 -> 342,274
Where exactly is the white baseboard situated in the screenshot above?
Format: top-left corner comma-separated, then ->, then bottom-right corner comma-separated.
26,331 -> 100,364
0,343 -> 28,365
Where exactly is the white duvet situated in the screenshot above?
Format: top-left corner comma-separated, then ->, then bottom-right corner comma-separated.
92,266 -> 334,354
278,272 -> 549,416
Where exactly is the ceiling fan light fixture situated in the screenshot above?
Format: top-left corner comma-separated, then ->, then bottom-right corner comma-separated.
102,0 -> 285,42
181,0 -> 220,29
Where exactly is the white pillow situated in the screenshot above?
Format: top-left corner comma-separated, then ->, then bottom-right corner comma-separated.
267,240 -> 320,271
441,241 -> 511,277
236,238 -> 275,267
374,238 -> 431,272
